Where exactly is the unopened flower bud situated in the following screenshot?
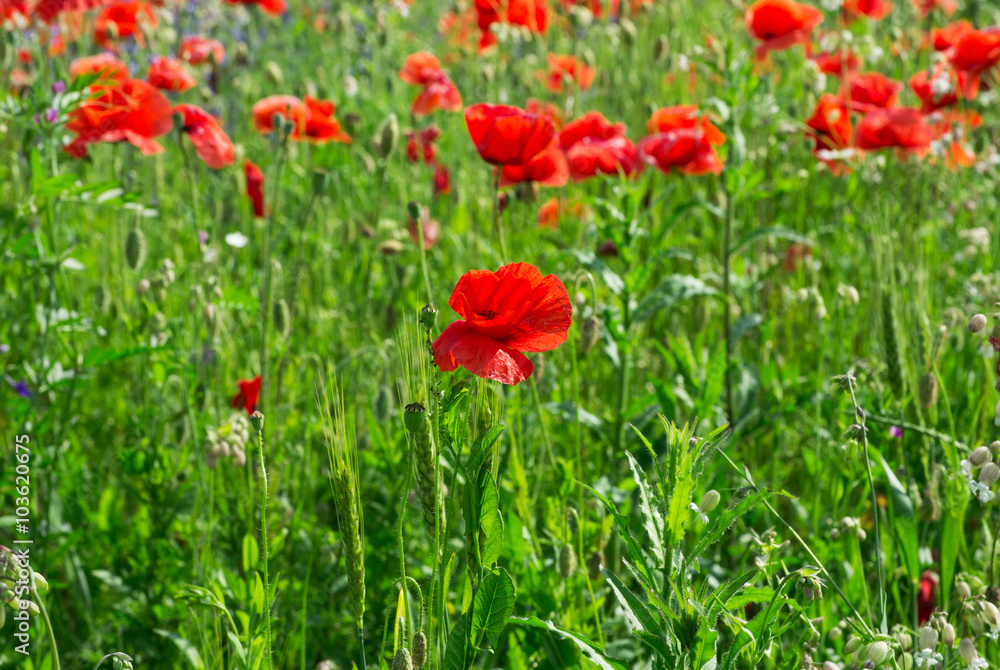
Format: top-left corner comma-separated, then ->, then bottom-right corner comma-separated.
957,581 -> 972,599
580,316 -> 600,354
867,641 -> 889,665
653,35 -> 669,62
250,411 -> 264,434
942,623 -> 955,648
125,227 -> 147,270
273,299 -> 290,340
970,446 -> 992,468
700,490 -> 721,514
264,61 -> 283,86
959,638 -> 977,664
559,544 -> 577,578
918,626 -> 938,651
376,113 -> 399,160
411,631 -> 427,668
992,440 -> 1000,455
844,637 -> 863,655
983,601 -> 1000,628
979,462 -> 1000,487
392,647 -> 413,670
918,373 -> 938,409
895,631 -> 912,650
829,627 -> 842,640
969,313 -> 988,333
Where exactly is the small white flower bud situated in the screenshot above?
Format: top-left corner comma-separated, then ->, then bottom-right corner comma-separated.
957,581 -> 972,599
970,446 -> 992,468
699,490 -> 721,513
959,638 -> 977,664
979,462 -> 1000,487
867,640 -> 890,665
969,313 -> 988,333
943,623 -> 956,647
918,626 -> 938,651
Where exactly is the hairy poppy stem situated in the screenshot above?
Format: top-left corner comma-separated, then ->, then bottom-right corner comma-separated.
492,168 -> 508,263
256,424 -> 274,670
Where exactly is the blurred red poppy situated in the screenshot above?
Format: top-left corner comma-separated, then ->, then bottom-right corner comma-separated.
251,95 -> 351,144
912,0 -> 954,17
175,104 -> 234,169
464,103 -> 557,166
474,0 -> 549,50
65,78 -> 172,157
948,27 -> 1000,93
745,0 -> 823,59
805,93 -> 853,172
810,50 -> 861,77
499,144 -> 569,187
24,0 -> 116,22
525,98 -> 563,128
406,125 -> 442,164
910,63 -> 973,112
223,0 -> 286,16
69,53 -> 127,82
433,262 -> 571,385
842,0 -> 892,22
840,72 -> 902,111
244,160 -> 265,217
400,52 -> 445,85
917,571 -> 937,624
564,130 -> 640,181
538,198 -> 560,228
232,376 -> 262,415
639,130 -> 722,175
400,53 -> 463,116
543,54 -> 596,93
433,162 -> 451,196
94,2 -> 157,49
559,112 -> 626,150
179,36 -> 225,65
931,20 -> 973,51
147,56 -> 197,92
647,105 -> 726,146
854,107 -> 932,155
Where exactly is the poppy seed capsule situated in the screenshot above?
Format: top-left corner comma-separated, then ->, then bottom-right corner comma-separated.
979,462 -> 1000,487
250,411 -> 264,434
403,402 -> 427,433
411,631 -> 427,668
969,446 -> 992,468
700,490 -> 721,514
125,227 -> 147,270
867,641 -> 889,665
391,648 -> 412,670
969,314 -> 988,333
959,638 -> 977,664
419,304 -> 438,331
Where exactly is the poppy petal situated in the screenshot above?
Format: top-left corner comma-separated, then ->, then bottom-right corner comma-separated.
433,321 -> 534,385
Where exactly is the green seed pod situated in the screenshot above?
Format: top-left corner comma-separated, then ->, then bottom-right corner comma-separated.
125,227 -> 147,270
942,623 -> 955,648
918,626 -> 938,651
377,113 -> 399,160
403,402 -> 427,433
420,304 -> 438,331
411,631 -> 427,668
250,411 -> 264,434
918,373 -> 938,409
580,315 -> 600,354
959,638 -> 977,664
25,600 -> 40,616
867,641 -> 889,665
264,61 -> 283,86
392,648 -> 413,670
559,544 -> 577,578
32,573 -> 49,592
844,636 -> 863,655
273,298 -> 290,340
969,447 -> 992,468
700,490 -> 721,514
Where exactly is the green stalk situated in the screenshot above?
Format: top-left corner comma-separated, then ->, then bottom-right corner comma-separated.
34,582 -> 60,670
257,427 -> 273,670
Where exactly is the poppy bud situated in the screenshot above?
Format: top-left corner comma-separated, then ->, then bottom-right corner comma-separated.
700,490 -> 721,514
403,402 -> 426,433
653,35 -> 669,62
392,648 -> 412,670
959,638 -> 977,664
559,544 -> 577,578
980,462 -> 1000,486
918,626 -> 938,651
125,227 -> 147,270
250,411 -> 264,434
942,623 -> 955,647
843,637 -> 862,655
581,316 -> 600,354
969,446 -> 992,468
264,61 -> 283,86
867,641 -> 889,665
969,314 -> 988,333
273,299 -> 290,340
587,550 -> 603,580
407,201 -> 421,220
376,113 -> 399,160
918,373 -> 938,409
420,304 -> 438,331
411,631 -> 427,668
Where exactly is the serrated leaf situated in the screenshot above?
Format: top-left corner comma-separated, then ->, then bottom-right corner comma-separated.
633,275 -> 719,324
601,567 -> 662,638
625,452 -> 664,563
579,483 -> 651,582
691,489 -> 789,559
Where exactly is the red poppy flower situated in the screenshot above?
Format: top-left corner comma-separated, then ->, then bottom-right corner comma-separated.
433,262 -> 571,385
909,63 -> 972,112
948,27 -> 1000,81
566,135 -> 641,181
464,103 -> 557,166
912,0 -> 954,17
406,125 -> 442,164
69,53 -> 127,82
647,105 -> 726,146
842,0 -> 892,22
638,130 -> 722,176
147,56 -> 197,92
538,198 -> 560,228
745,0 -> 823,59
412,77 -> 463,116
840,72 -> 902,111
433,162 -> 451,196
917,571 -> 937,624
25,0 -> 116,22
232,376 -> 262,415
542,54 -> 596,93
474,0 -> 549,50
499,143 -> 569,188
805,93 -> 853,172
175,104 -> 235,169
400,52 -> 445,85
94,2 -> 157,49
809,50 -> 861,77
558,111 -> 626,150
244,159 -> 265,217
223,0 -> 286,16
65,78 -> 173,157
931,21 -> 973,52
179,36 -> 225,65
854,107 -> 932,154
251,95 -> 351,144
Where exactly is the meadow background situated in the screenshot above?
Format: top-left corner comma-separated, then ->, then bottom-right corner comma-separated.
3,0 -> 1000,669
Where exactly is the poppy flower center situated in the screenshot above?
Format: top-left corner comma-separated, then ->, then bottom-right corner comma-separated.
477,309 -> 499,320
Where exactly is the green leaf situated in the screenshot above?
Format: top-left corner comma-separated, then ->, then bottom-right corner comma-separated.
632,275 -> 719,324
579,482 -> 651,581
479,474 -> 504,567
690,620 -> 718,670
691,489 -> 789,559
465,425 -> 505,477
471,568 -> 516,647
155,629 -> 205,670
509,616 -> 629,670
227,632 -> 248,668
601,568 -> 663,638
625,452 -> 664,563
242,534 -> 259,573
443,612 -> 473,670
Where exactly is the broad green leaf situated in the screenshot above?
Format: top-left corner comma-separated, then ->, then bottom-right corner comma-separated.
471,568 -> 516,647
443,612 -> 473,670
465,425 -> 505,477
509,616 -> 629,670
242,534 -> 259,573
479,475 -> 504,567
